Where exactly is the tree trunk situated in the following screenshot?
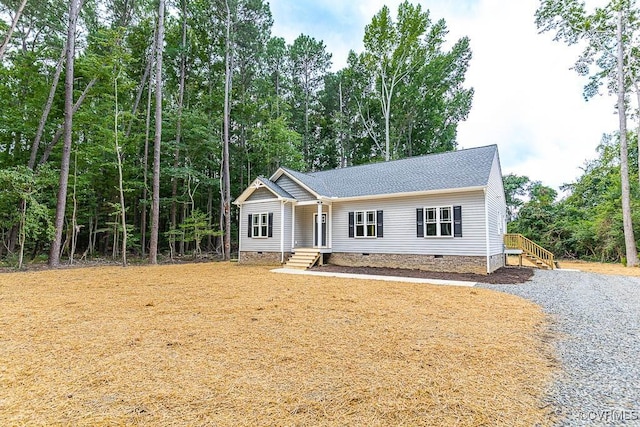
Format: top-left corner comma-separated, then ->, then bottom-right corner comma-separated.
115,69 -> 127,267
222,0 -> 232,261
0,0 -> 28,61
141,62 -> 153,257
617,10 -> 638,267
29,47 -> 65,170
38,77 -> 97,166
69,149 -> 78,264
17,197 -> 26,269
49,0 -> 79,267
171,0 -> 187,256
125,28 -> 156,139
149,0 -> 165,264
635,82 -> 640,186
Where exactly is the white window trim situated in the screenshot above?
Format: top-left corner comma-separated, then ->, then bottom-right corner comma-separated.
252,212 -> 269,239
424,206 -> 453,238
355,210 -> 377,238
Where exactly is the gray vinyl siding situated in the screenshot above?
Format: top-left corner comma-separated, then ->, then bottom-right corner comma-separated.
239,200 -> 282,252
275,174 -> 316,201
332,191 -> 487,256
245,187 -> 277,202
283,202 -> 293,252
485,153 -> 507,256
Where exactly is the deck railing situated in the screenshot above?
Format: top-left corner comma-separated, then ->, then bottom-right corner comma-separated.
504,233 -> 555,269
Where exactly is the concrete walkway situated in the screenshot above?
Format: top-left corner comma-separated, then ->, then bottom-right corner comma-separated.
271,268 -> 477,287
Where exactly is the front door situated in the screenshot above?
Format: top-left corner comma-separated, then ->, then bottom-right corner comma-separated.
313,213 -> 327,247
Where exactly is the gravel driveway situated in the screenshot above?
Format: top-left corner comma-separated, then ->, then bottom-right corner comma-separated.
482,270 -> 640,426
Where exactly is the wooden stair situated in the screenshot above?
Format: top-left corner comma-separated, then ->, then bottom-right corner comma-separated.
284,248 -> 322,270
504,233 -> 555,269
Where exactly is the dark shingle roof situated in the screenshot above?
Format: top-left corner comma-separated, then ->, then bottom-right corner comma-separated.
277,145 -> 498,198
257,176 -> 294,199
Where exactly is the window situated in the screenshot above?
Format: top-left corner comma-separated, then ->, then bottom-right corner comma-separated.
248,212 -> 272,238
349,210 -> 383,238
355,210 -> 376,237
420,206 -> 455,237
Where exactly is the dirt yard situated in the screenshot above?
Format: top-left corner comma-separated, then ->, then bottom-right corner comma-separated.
0,263 -> 554,426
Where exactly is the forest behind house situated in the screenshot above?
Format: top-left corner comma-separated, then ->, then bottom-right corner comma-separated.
0,0 -> 639,268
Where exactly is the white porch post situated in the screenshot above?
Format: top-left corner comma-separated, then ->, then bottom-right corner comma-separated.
328,203 -> 332,249
316,201 -> 323,248
280,201 -> 285,263
291,204 -> 296,250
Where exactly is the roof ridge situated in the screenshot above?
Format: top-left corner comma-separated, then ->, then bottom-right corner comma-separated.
307,145 -> 497,177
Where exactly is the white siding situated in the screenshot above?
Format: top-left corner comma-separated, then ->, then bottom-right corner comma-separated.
239,200 -> 282,252
275,174 -> 316,201
245,187 -> 277,202
332,191 -> 487,256
283,202 -> 293,252
485,153 -> 507,256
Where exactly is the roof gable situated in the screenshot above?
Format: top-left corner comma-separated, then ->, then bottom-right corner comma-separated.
233,176 -> 294,205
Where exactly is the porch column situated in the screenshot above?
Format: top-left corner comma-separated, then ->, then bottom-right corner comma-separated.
328,204 -> 332,248
317,201 -> 323,248
291,204 -> 296,250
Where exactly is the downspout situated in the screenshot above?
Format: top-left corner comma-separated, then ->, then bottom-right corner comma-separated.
484,187 -> 490,274
280,200 -> 285,263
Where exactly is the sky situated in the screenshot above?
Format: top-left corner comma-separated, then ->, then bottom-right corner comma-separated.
269,0 -> 617,193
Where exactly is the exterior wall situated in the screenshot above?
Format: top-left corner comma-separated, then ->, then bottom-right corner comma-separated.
245,187 -> 277,202
488,253 -> 505,273
239,251 -> 289,265
275,174 -> 316,201
282,202 -> 293,252
331,191 -> 487,256
485,153 -> 508,257
328,252 -> 487,274
239,199 -> 282,252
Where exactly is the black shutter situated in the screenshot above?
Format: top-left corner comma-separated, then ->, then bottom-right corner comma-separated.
453,205 -> 462,237
348,212 -> 354,238
416,208 -> 424,237
268,212 -> 273,237
248,214 -> 253,238
377,210 -> 383,238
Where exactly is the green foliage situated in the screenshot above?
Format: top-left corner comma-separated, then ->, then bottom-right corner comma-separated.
508,133 -> 640,262
0,0 -> 475,262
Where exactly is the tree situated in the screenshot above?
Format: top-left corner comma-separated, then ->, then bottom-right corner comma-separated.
354,1 -> 473,162
536,0 -> 639,266
49,0 -> 80,267
362,2 -> 428,161
288,34 -> 332,168
503,174 -> 531,221
221,0 -> 232,260
148,0 -> 164,264
0,0 -> 28,61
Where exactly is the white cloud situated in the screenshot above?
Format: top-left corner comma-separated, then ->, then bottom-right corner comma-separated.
270,0 -> 618,191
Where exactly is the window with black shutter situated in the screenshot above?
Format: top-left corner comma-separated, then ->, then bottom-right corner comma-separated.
249,212 -> 271,238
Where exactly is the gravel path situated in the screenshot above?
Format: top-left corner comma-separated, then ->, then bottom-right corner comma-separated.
482,270 -> 640,426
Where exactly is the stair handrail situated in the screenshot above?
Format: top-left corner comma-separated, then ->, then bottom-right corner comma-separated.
504,233 -> 554,269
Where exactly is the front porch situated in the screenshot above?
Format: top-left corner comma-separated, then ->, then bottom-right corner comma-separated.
291,201 -> 333,253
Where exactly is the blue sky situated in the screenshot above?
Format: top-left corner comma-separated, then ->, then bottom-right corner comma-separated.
269,0 -> 615,192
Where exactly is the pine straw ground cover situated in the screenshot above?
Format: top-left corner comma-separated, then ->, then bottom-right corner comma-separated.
0,263 -> 554,426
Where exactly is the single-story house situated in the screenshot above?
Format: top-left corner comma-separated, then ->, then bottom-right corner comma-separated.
233,144 -> 507,274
